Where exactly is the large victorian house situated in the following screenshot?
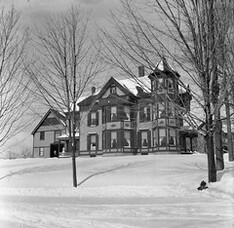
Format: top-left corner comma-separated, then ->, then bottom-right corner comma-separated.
32,58 -> 196,158
78,58 -> 194,156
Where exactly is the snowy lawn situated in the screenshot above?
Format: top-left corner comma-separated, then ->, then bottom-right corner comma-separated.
0,154 -> 233,228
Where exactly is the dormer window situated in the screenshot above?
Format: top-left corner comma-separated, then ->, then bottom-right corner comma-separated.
110,83 -> 116,94
168,79 -> 173,92
152,80 -> 156,91
158,78 -> 164,92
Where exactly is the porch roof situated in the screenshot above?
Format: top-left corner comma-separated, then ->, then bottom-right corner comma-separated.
179,126 -> 198,137
58,133 -> 79,140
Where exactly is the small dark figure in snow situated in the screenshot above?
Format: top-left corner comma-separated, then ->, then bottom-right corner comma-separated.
197,180 -> 208,191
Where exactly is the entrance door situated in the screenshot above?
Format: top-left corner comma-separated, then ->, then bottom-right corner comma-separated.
50,143 -> 65,157
50,144 -> 58,157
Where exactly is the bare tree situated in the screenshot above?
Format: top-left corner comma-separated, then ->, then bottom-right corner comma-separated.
27,6 -> 102,187
0,6 -> 32,150
218,2 -> 234,162
99,0 -> 234,182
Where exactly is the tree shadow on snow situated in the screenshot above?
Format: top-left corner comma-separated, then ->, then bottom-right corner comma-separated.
78,160 -> 152,186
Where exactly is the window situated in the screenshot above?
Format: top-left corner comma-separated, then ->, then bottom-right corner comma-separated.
111,106 -> 117,121
111,131 -> 117,148
91,112 -> 97,126
152,104 -> 157,120
39,147 -> 44,157
152,80 -> 156,91
169,129 -> 176,145
153,129 -> 158,146
40,132 -> 45,140
141,131 -> 148,148
158,78 -> 164,92
54,130 -> 61,142
124,131 -> 131,147
158,103 -> 166,118
88,134 -> 98,151
90,135 -> 97,150
168,79 -> 173,91
159,129 -> 167,146
110,83 -> 116,94
140,105 -> 150,122
123,106 -> 130,121
61,129 -> 66,135
88,111 -> 99,126
168,103 -> 175,117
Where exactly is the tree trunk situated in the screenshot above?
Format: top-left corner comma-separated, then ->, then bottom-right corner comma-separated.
206,111 -> 217,182
206,132 -> 217,182
72,121 -> 77,187
214,111 -> 224,170
225,96 -> 234,161
68,115 -> 77,187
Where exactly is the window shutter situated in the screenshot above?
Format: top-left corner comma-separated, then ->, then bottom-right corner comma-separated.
148,131 -> 151,148
130,131 -> 134,148
139,106 -> 143,122
102,132 -> 105,150
106,106 -> 111,123
102,107 -> 105,124
147,106 -> 151,121
138,132 -> 142,148
96,111 -> 99,126
117,130 -> 122,148
96,134 -> 99,150
106,131 -> 111,148
130,107 -> 134,121
87,112 -> 91,126
118,105 -> 124,121
87,135 -> 91,151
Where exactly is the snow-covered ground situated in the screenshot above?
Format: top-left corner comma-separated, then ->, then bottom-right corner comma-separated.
0,153 -> 233,228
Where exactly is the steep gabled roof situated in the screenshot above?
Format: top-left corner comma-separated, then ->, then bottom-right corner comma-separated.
150,57 -> 180,78
96,77 -> 131,99
78,93 -> 99,107
97,76 -> 151,99
156,56 -> 174,72
77,76 -> 151,108
116,76 -> 151,96
31,109 -> 66,135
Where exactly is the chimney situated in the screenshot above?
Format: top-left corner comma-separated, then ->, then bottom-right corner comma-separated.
91,86 -> 96,95
138,65 -> 145,77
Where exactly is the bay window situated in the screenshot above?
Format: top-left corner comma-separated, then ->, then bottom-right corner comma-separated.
124,131 -> 131,147
169,129 -> 176,146
111,131 -> 117,148
159,129 -> 167,146
153,129 -> 158,146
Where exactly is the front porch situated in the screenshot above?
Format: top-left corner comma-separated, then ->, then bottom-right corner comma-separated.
179,127 -> 198,153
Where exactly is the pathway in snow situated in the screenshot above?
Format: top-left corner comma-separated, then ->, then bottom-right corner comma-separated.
0,194 -> 233,228
0,155 -> 233,227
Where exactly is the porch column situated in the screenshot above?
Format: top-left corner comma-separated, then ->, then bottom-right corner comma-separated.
190,137 -> 193,152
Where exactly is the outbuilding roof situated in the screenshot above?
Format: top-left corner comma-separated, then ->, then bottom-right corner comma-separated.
31,109 -> 66,135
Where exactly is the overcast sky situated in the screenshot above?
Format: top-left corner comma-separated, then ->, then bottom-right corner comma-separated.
3,0 -> 120,28
0,0 -> 121,155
